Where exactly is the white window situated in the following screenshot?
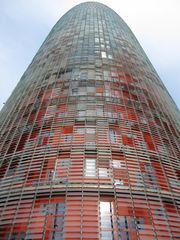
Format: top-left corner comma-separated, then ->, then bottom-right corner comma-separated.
85,159 -> 96,177
87,87 -> 95,93
77,103 -> 86,110
114,179 -> 124,186
78,110 -> 86,117
109,129 -> 117,143
97,107 -> 103,116
100,201 -> 114,239
75,128 -> 85,134
101,51 -> 107,58
86,128 -> 96,134
100,202 -> 113,228
86,109 -> 96,116
107,111 -> 113,118
85,142 -> 96,149
105,90 -> 111,96
99,168 -> 108,177
112,160 -> 122,168
95,37 -> 99,43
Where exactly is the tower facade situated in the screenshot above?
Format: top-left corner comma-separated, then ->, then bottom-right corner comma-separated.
0,2 -> 179,239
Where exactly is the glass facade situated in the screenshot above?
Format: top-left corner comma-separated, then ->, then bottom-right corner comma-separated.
0,2 -> 179,239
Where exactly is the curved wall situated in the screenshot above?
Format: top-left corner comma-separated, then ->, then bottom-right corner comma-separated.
0,2 -> 179,239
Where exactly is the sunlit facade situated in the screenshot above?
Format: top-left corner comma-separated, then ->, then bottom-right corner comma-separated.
0,2 -> 180,239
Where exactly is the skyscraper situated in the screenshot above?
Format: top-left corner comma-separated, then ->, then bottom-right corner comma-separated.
0,1 -> 179,239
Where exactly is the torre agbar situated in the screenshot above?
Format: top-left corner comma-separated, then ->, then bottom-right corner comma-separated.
0,2 -> 180,240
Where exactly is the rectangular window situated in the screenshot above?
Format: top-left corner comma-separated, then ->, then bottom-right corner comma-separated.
136,217 -> 144,230
58,159 -> 70,167
71,88 -> 78,96
85,159 -> 96,177
78,110 -> 86,117
64,134 -> 72,142
75,128 -> 85,134
114,179 -> 124,186
101,232 -> 113,240
85,141 -> 96,149
77,103 -> 86,110
97,107 -> 103,116
100,201 -> 113,239
86,128 -> 96,134
51,231 -> 63,240
109,129 -> 117,143
99,168 -> 108,177
127,133 -> 134,138
100,202 -> 112,228
54,159 -> 70,181
118,216 -> 128,229
41,202 -> 65,240
95,37 -> 99,43
112,160 -> 122,168
157,145 -> 169,154
101,51 -> 107,58
118,216 -> 138,239
86,109 -> 96,116
144,164 -> 154,172
143,172 -> 157,189
48,170 -> 55,181
87,87 -> 95,93
138,141 -> 147,149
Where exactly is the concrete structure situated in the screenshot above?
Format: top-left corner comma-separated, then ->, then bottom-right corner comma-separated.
0,2 -> 179,239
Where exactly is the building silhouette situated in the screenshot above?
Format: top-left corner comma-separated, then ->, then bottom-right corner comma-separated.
0,2 -> 179,240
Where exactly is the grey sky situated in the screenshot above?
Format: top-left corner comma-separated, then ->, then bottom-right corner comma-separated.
0,0 -> 179,110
